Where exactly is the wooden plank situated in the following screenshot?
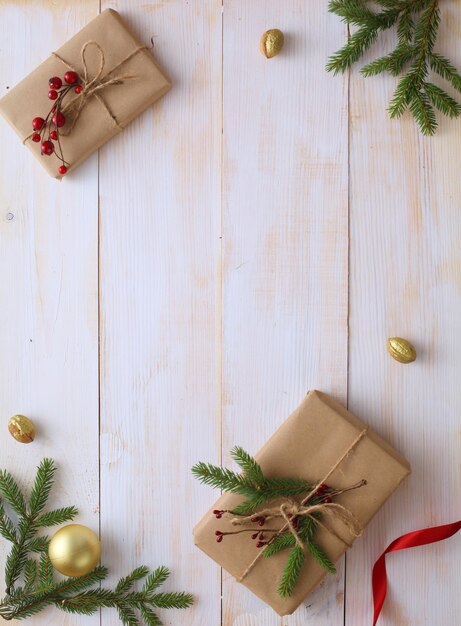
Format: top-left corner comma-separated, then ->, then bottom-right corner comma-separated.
221,2 -> 349,624
346,3 -> 461,624
0,3 -> 99,625
98,2 -> 222,625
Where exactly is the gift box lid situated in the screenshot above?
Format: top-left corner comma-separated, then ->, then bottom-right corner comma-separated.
0,9 -> 171,178
193,390 -> 411,615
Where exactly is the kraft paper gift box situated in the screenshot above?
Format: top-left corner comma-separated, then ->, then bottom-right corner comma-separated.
0,9 -> 171,178
193,390 -> 411,615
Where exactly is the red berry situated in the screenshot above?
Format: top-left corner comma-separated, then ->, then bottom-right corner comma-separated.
50,130 -> 58,140
48,76 -> 62,90
41,140 -> 54,156
256,541 -> 264,548
251,517 -> 259,523
31,133 -> 41,143
64,70 -> 79,85
48,90 -> 58,100
74,85 -> 83,94
251,532 -> 259,540
52,112 -> 66,128
324,497 -> 332,504
213,510 -> 221,515
214,530 -> 222,536
258,519 -> 265,527
32,116 -> 45,131
216,513 -> 222,519
58,165 -> 68,175
216,535 -> 223,543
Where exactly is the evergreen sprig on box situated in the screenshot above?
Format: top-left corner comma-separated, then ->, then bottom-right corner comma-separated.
0,459 -> 193,625
192,447 -> 337,598
327,0 -> 461,135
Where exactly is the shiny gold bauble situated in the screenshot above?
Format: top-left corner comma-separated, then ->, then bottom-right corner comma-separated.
387,337 -> 417,364
8,414 -> 36,443
48,524 -> 101,577
260,29 -> 284,59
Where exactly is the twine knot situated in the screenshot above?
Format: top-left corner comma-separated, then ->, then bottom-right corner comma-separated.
23,40 -> 147,147
53,40 -> 147,134
236,427 -> 368,583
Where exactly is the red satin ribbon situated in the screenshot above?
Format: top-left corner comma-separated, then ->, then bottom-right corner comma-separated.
372,521 -> 461,625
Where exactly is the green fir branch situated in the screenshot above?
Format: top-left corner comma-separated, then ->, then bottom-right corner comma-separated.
230,495 -> 267,516
230,447 -> 265,485
278,546 -> 305,599
149,592 -> 194,610
262,532 -> 296,557
38,553 -> 54,589
34,506 -> 78,528
0,470 -> 27,516
28,459 -> 56,518
262,477 -> 313,499
327,0 -> 461,134
424,81 -> 461,117
429,52 -> 461,92
116,566 -> 150,594
193,448 -> 343,599
307,542 -> 336,574
142,566 -> 170,593
0,504 -> 17,544
140,605 -> 162,626
23,560 -> 38,592
0,460 -> 193,625
191,462 -> 255,495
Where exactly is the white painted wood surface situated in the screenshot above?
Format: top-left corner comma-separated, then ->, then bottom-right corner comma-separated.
0,1 -> 460,625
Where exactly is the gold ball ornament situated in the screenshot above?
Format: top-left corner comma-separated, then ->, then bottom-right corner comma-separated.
387,337 -> 417,364
259,29 -> 284,59
48,524 -> 101,577
8,414 -> 35,443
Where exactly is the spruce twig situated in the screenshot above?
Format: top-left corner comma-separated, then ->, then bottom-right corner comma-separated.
0,460 -> 193,625
193,448 -> 349,598
327,0 -> 461,134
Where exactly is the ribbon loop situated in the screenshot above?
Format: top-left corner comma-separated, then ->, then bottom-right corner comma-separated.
372,521 -> 461,625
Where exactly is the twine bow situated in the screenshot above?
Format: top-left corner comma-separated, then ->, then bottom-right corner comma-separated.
24,40 -> 147,145
236,427 -> 368,583
53,40 -> 147,134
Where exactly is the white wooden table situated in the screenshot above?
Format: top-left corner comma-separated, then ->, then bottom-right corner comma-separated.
1,2 -> 460,625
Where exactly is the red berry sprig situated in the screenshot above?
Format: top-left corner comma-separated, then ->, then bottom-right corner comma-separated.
212,483 -> 342,548
30,72 -> 84,176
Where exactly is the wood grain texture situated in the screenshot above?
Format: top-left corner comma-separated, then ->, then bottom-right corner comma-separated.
99,2 -> 222,625
221,2 -> 348,625
346,2 -> 461,625
2,1 -> 461,625
0,3 -> 100,625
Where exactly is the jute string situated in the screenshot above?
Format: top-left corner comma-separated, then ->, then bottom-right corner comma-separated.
236,427 -> 368,583
24,40 -> 147,143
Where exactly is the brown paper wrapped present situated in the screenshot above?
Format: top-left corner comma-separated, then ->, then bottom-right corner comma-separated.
0,9 -> 171,178
193,390 -> 411,615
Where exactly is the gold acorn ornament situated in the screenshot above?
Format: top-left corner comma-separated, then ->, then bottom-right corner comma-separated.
387,337 -> 417,364
48,524 -> 101,577
260,29 -> 284,59
8,414 -> 35,443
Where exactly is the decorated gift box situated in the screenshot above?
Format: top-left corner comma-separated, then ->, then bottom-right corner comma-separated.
193,390 -> 411,615
0,9 -> 171,178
